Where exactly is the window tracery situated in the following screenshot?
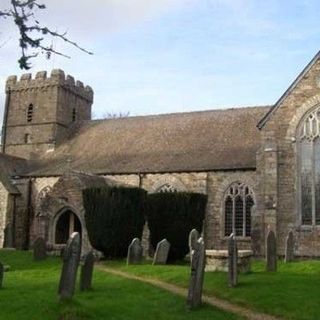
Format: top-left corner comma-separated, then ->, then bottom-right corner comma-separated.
298,107 -> 320,225
224,182 -> 254,237
157,183 -> 178,193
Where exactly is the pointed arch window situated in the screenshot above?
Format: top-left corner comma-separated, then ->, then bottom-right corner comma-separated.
298,107 -> 320,225
224,182 -> 254,237
72,108 -> 76,122
27,104 -> 34,122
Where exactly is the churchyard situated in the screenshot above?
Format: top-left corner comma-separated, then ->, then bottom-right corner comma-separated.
0,187 -> 318,320
0,249 -> 241,320
1,237 -> 320,320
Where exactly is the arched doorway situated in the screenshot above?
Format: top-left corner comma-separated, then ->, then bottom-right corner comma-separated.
55,209 -> 82,244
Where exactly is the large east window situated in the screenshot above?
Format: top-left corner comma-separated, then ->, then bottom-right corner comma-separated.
299,107 -> 320,225
224,182 -> 254,237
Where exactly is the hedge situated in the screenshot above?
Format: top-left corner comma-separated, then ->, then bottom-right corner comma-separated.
146,192 -> 207,261
83,186 -> 146,258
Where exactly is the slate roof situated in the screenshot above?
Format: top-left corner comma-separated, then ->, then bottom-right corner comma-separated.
24,106 -> 270,177
0,153 -> 28,193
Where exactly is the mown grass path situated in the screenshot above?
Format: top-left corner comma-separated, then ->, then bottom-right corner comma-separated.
98,265 -> 281,320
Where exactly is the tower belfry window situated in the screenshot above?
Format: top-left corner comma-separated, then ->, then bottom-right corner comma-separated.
27,104 -> 33,122
72,108 -> 76,122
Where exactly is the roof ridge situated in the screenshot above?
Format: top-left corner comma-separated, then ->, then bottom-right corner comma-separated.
86,105 -> 271,124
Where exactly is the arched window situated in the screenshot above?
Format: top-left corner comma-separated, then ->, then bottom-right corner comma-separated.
157,183 -> 178,193
72,108 -> 76,122
298,106 -> 320,225
224,182 -> 254,237
27,104 -> 33,122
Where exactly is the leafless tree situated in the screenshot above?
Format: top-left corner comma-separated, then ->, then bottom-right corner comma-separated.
0,0 -> 92,69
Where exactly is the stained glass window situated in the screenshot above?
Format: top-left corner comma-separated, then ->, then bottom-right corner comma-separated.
224,182 -> 254,237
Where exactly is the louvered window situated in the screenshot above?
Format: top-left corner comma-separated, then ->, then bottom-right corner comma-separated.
27,104 -> 33,122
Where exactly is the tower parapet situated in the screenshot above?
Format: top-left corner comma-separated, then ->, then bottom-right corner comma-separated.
6,69 -> 93,103
2,69 -> 93,159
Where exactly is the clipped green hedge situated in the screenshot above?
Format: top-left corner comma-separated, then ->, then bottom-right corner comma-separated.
83,186 -> 146,258
146,192 -> 207,261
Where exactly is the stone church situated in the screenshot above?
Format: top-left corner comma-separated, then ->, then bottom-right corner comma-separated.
1,51 -> 320,257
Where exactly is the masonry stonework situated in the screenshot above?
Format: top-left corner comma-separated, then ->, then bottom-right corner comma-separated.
2,52 -> 320,257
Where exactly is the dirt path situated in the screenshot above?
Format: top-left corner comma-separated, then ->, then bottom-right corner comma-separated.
97,265 -> 281,320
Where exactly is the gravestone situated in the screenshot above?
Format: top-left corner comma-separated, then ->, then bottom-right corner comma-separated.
80,251 -> 94,291
186,237 -> 205,309
0,262 -> 3,289
266,230 -> 277,272
188,229 -> 199,260
3,223 -> 14,248
58,232 -> 81,300
284,231 -> 294,263
33,237 -> 47,261
153,239 -> 170,265
228,233 -> 238,287
127,238 -> 143,265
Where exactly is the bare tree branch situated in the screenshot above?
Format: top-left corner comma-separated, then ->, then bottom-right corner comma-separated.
0,0 -> 93,69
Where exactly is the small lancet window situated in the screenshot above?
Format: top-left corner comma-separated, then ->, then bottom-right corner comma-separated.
24,133 -> 31,144
72,108 -> 76,122
224,182 -> 254,237
27,104 -> 34,122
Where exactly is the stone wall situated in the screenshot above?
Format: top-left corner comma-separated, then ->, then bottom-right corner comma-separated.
3,70 -> 93,160
0,183 -> 9,248
258,56 -> 320,256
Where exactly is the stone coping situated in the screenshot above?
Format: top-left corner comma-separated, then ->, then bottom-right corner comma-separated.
206,249 -> 253,258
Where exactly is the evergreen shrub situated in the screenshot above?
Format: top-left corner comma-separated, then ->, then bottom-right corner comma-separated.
83,186 -> 146,258
146,192 -> 207,261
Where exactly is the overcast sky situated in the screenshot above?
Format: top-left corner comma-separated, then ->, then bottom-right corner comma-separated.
1,0 -> 320,120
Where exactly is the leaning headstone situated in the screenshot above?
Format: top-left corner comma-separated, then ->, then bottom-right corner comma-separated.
153,239 -> 171,265
0,262 -> 3,288
266,230 -> 277,272
3,223 -> 14,248
187,237 -> 205,309
58,232 -> 81,300
228,233 -> 238,287
33,237 -> 47,261
127,238 -> 143,265
188,229 -> 200,260
80,251 -> 94,291
284,231 -> 294,263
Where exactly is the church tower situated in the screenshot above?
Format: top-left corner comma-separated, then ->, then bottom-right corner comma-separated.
1,69 -> 93,159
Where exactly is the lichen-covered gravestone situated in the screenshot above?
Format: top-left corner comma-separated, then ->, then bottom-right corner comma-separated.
228,233 -> 238,287
153,239 -> 170,265
58,232 -> 81,300
33,237 -> 47,261
188,229 -> 199,261
127,238 -> 143,265
80,251 -> 94,291
266,230 -> 277,272
186,237 -> 205,309
0,262 -> 3,289
284,231 -> 294,263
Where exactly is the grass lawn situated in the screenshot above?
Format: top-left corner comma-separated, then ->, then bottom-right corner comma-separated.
105,258 -> 320,320
0,250 -> 242,320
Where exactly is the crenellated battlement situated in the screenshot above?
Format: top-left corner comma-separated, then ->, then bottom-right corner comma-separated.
6,69 -> 93,102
